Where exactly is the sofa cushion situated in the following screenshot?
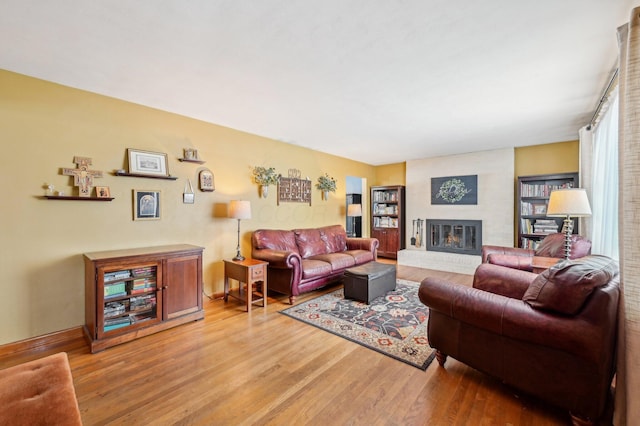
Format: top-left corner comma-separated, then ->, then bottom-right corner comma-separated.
344,249 -> 375,264
319,225 -> 348,253
523,255 -> 618,315
309,253 -> 355,271
300,259 -> 333,279
253,229 -> 298,252
294,228 -> 329,258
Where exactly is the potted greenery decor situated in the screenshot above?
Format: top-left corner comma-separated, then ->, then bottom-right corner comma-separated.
316,173 -> 337,200
252,166 -> 280,198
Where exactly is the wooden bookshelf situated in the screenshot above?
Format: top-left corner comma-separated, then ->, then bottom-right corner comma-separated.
517,173 -> 579,249
370,185 -> 405,258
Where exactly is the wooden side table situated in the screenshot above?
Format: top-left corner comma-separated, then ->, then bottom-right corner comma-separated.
531,256 -> 560,274
223,259 -> 268,312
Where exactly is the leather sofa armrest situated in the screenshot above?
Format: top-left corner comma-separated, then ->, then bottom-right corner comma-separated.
472,263 -> 537,299
251,248 -> 302,269
487,253 -> 535,271
481,245 -> 535,263
419,277 -> 612,362
419,278 -> 512,334
346,237 -> 379,254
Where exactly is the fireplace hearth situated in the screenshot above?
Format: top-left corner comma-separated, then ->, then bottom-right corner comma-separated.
426,219 -> 482,255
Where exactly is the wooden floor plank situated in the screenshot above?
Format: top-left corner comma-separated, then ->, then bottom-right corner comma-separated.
0,263 -> 569,425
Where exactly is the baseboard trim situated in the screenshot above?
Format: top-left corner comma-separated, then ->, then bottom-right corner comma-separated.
0,327 -> 85,359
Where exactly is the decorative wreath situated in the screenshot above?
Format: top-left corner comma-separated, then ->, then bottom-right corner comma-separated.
436,178 -> 471,203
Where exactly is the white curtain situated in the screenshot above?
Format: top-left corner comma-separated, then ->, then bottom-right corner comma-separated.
579,125 -> 594,242
591,87 -> 619,259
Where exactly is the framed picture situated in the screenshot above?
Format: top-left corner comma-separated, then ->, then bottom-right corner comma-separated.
133,190 -> 161,220
127,149 -> 169,177
431,175 -> 478,205
533,204 -> 547,215
199,169 -> 215,192
95,186 -> 111,198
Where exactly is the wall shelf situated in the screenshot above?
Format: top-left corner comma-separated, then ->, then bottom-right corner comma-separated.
42,195 -> 114,201
178,158 -> 206,164
114,171 -> 178,180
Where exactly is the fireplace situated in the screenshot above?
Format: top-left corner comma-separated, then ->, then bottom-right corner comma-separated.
426,219 -> 482,255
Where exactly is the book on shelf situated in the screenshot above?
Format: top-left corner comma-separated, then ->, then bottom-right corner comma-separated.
104,270 -> 131,282
130,295 -> 156,312
104,301 -> 127,318
520,181 -> 575,198
520,219 -> 533,234
521,238 -> 541,250
533,219 -> 559,234
132,266 -> 157,277
130,287 -> 156,295
373,191 -> 398,202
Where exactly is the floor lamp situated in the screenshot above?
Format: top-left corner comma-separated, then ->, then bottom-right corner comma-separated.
229,200 -> 252,261
546,188 -> 592,259
347,203 -> 362,237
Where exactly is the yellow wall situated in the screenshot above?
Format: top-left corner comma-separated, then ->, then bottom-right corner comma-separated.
0,70 -> 377,344
0,69 -> 579,345
514,141 -> 579,176
374,163 -> 406,186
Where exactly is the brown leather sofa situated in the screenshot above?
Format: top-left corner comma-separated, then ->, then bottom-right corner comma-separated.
482,232 -> 592,272
418,255 -> 619,425
252,225 -> 378,304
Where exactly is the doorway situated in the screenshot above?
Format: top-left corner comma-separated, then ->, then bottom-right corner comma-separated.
346,176 -> 365,237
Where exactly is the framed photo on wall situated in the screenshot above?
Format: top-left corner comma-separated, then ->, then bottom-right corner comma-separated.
133,190 -> 161,220
128,149 -> 169,177
199,169 -> 215,192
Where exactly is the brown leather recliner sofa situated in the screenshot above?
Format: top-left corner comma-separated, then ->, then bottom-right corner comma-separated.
251,225 -> 378,304
418,255 -> 619,426
482,232 -> 592,271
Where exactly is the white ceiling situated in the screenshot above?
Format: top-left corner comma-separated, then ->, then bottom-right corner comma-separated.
1,1 -> 634,165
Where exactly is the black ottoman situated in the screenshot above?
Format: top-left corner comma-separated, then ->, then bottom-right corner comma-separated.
343,262 -> 396,304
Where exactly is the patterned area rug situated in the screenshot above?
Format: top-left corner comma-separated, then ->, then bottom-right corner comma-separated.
280,279 -> 435,370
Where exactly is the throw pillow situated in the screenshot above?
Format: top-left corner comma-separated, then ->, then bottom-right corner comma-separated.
523,255 -> 618,315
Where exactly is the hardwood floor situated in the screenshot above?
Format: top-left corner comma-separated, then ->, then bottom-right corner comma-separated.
1,262 -> 569,425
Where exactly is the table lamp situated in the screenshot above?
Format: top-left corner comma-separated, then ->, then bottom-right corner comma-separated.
229,200 -> 252,261
546,188 -> 592,259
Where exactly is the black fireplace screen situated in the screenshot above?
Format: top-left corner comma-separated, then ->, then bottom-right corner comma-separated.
426,219 -> 482,255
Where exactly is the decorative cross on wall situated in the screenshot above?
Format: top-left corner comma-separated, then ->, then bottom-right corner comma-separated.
62,156 -> 103,197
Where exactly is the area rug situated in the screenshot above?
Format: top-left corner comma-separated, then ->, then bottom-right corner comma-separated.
280,279 -> 435,370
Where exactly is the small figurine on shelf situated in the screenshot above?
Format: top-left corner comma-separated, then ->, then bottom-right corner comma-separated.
184,148 -> 198,160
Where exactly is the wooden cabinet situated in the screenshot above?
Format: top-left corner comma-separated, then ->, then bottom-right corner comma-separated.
517,173 -> 579,249
84,244 -> 204,353
371,185 -> 405,258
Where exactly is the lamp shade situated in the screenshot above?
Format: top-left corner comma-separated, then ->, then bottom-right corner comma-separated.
228,200 -> 252,219
547,188 -> 592,217
347,203 -> 362,217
